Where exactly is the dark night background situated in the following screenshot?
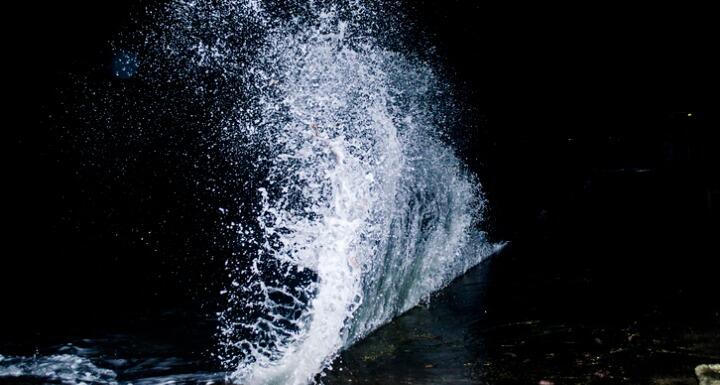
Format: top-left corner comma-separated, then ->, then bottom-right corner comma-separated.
3,0 -> 718,357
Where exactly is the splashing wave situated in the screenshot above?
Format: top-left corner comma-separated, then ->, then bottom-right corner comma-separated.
137,1 -> 499,384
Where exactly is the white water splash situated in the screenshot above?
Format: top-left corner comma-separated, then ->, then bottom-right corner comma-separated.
0,354 -> 118,385
137,1 -> 499,384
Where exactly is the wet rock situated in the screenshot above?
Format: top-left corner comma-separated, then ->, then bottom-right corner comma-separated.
695,364 -> 720,385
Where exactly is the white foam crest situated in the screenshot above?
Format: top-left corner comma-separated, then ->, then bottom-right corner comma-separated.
0,354 -> 118,385
225,17 -> 402,385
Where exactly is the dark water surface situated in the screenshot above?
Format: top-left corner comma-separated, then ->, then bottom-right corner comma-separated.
3,227 -> 718,385
330,242 -> 720,385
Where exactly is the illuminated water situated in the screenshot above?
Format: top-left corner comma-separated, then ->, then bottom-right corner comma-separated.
186,2 -> 500,383
2,1 -> 497,384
